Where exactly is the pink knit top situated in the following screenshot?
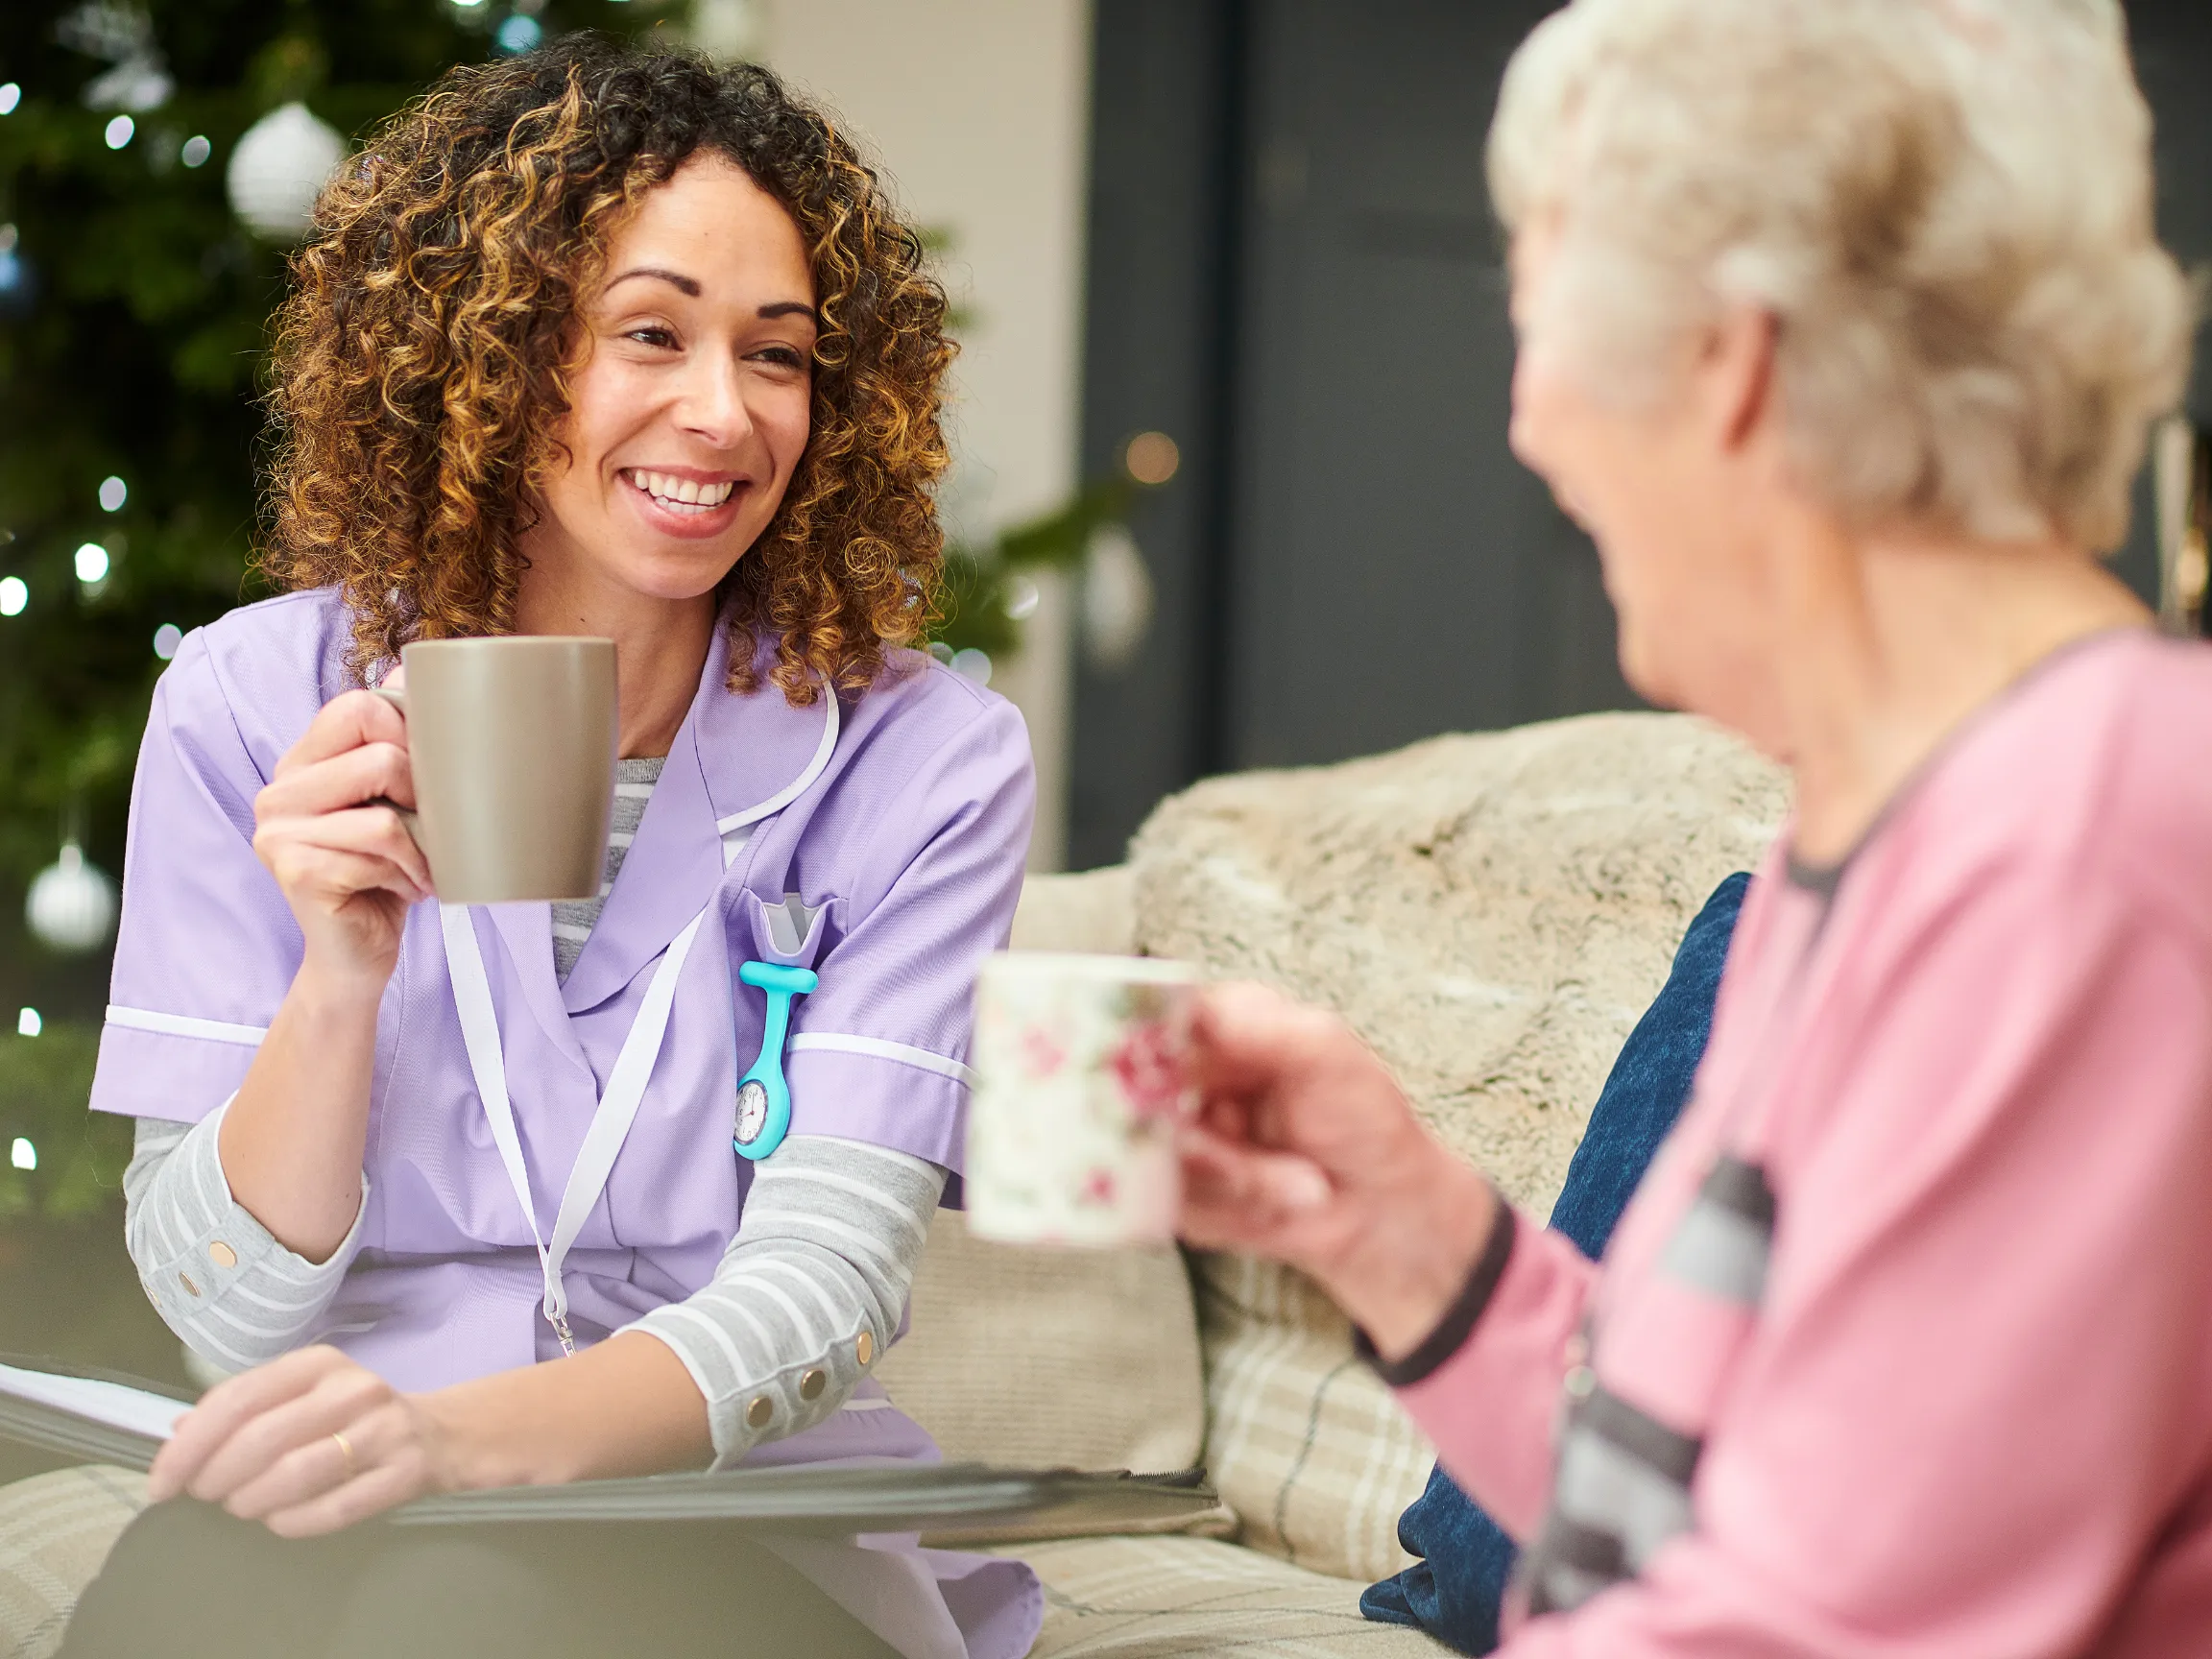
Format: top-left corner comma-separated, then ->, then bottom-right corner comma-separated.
1400,630 -> 2212,1655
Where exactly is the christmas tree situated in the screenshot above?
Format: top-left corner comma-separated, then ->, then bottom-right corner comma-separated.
0,0 -> 672,1218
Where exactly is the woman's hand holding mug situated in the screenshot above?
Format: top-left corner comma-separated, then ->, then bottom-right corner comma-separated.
251,673 -> 432,999
1176,982 -> 1501,1364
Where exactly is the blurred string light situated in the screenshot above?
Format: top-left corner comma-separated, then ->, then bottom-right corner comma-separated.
104,113 -> 134,150
0,84 -> 20,116
15,1008 -> 39,1038
75,542 -> 110,583
950,647 -> 993,685
0,224 -> 29,317
180,133 -> 210,168
99,475 -> 128,512
0,578 -> 26,617
1122,430 -> 1181,486
153,622 -> 183,660
1003,575 -> 1041,621
10,1140 -> 33,1172
496,14 -> 544,53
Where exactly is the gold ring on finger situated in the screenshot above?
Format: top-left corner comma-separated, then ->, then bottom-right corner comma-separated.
330,1429 -> 357,1479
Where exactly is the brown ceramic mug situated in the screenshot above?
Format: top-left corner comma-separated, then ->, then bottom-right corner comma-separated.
372,637 -> 618,904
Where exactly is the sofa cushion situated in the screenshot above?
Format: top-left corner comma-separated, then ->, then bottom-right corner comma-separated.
1129,712 -> 1788,1574
1129,711 -> 1787,1213
1005,865 -> 1137,958
878,1210 -> 1209,1480
1007,1533 -> 1454,1656
878,866 -> 1212,1491
1191,1253 -> 1439,1583
0,1465 -> 146,1659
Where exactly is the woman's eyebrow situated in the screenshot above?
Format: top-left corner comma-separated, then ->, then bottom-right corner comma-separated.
601,270 -> 817,325
605,266 -> 702,298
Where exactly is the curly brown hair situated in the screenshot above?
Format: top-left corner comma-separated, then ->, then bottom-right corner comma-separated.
259,36 -> 954,704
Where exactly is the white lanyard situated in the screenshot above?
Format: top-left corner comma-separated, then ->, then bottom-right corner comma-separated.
439,692 -> 840,1355
442,900 -> 709,1355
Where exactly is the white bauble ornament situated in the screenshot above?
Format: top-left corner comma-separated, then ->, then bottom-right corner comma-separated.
1081,524 -> 1157,670
27,843 -> 118,953
84,57 -> 173,114
688,0 -> 766,60
226,102 -> 347,242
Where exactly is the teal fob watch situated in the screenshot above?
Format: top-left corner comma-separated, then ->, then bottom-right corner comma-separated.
733,961 -> 816,1161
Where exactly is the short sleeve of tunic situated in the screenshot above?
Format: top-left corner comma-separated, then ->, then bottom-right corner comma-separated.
778,688 -> 1035,1186
91,619 -> 311,1123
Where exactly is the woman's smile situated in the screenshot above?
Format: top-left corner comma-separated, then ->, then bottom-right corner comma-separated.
617,465 -> 751,539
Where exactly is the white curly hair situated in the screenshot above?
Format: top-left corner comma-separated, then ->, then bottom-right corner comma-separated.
1489,0 -> 2195,552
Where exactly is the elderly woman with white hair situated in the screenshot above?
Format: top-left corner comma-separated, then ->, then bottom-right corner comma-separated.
1178,0 -> 2212,1651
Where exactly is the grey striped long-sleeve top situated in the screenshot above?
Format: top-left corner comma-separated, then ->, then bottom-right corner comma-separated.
121,762 -> 945,1467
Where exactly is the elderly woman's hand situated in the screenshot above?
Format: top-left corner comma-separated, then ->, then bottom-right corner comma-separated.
148,1346 -> 459,1538
251,678 -> 431,998
1177,983 -> 1502,1362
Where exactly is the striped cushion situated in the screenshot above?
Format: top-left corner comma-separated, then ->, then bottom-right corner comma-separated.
0,1466 -> 147,1659
1192,1254 -> 1437,1584
1008,1532 -> 1455,1656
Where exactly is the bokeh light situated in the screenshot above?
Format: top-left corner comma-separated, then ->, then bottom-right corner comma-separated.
75,542 -> 110,583
153,623 -> 183,660
104,115 -> 134,151
1123,430 -> 1181,485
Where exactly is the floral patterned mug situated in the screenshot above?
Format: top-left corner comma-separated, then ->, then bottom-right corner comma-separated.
966,952 -> 1202,1246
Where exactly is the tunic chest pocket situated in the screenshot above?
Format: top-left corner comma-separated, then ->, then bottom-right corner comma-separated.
747,891 -> 833,968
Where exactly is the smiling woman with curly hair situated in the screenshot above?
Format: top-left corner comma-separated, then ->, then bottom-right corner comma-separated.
63,36 -> 1039,1659
265,39 -> 954,704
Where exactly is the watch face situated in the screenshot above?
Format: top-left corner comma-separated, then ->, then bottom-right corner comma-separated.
734,1079 -> 771,1146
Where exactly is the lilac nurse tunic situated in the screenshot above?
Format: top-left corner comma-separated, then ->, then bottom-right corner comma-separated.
89,588 -> 1044,1659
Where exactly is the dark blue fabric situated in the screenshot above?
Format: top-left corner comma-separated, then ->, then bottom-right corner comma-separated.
1358,872 -> 1751,1654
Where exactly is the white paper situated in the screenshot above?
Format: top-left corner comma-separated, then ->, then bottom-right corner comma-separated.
0,1360 -> 190,1443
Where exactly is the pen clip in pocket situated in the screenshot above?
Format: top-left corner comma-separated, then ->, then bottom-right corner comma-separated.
751,891 -> 830,967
